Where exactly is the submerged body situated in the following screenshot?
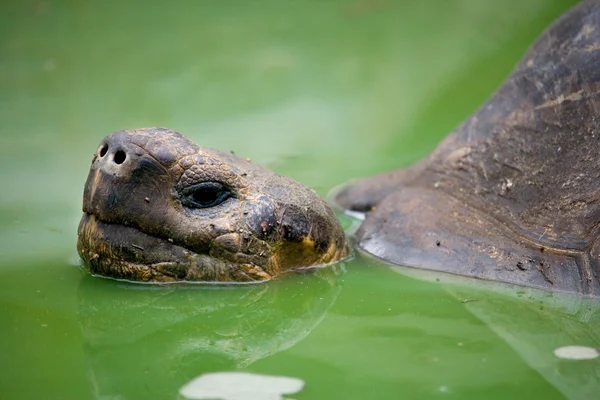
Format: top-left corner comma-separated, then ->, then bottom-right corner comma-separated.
335,0 -> 600,296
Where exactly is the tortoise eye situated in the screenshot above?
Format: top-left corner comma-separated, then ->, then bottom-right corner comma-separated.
180,182 -> 233,209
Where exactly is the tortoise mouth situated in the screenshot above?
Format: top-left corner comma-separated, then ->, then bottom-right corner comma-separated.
77,213 -> 275,283
77,213 -> 201,282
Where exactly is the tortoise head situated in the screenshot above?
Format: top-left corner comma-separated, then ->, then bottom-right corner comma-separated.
77,127 -> 348,282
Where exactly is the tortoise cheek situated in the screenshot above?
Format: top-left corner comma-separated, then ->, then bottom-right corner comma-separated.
242,196 -> 278,240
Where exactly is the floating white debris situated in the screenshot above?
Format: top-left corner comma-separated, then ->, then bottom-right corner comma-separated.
179,372 -> 305,400
553,346 -> 600,360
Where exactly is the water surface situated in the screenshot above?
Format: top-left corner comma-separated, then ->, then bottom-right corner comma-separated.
1,0 -> 598,399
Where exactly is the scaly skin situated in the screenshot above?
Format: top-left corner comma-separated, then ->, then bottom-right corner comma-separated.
78,127 -> 348,283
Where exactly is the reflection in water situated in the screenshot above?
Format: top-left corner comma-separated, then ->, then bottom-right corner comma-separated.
77,266 -> 343,399
461,289 -> 600,400
75,254 -> 600,400
389,264 -> 600,400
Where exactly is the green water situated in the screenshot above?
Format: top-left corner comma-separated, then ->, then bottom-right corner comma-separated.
1,0 -> 599,398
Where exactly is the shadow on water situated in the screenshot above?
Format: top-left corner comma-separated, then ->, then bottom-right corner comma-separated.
77,266 -> 343,399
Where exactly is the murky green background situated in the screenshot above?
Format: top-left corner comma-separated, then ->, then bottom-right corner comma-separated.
1,0 -> 599,399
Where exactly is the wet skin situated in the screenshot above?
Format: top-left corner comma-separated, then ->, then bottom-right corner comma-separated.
77,128 -> 348,282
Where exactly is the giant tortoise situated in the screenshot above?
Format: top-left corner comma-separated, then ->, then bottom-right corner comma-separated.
78,0 -> 600,296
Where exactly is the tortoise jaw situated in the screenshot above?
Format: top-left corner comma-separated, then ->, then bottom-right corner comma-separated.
77,213 -> 192,282
77,213 -> 273,283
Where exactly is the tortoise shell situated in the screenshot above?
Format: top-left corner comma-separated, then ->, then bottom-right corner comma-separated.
335,0 -> 600,296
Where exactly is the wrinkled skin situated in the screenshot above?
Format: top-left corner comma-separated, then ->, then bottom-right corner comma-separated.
77,128 -> 348,282
335,0 -> 600,297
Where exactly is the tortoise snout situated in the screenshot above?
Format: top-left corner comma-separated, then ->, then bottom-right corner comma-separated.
97,141 -> 127,165
82,133 -> 171,225
93,134 -> 139,175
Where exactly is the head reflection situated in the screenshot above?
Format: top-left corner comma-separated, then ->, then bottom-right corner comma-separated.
77,266 -> 343,399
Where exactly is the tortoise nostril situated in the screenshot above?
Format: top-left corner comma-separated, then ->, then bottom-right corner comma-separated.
113,150 -> 126,165
99,144 -> 108,157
